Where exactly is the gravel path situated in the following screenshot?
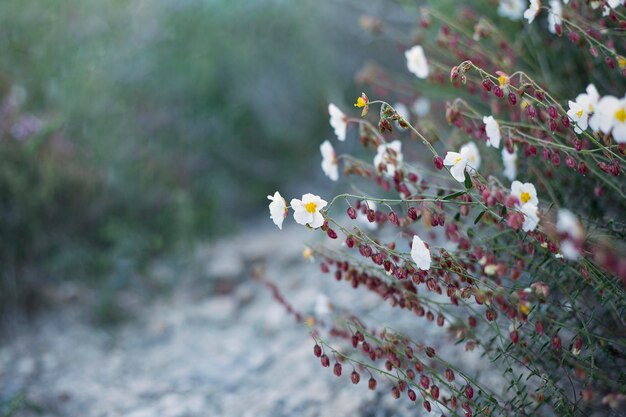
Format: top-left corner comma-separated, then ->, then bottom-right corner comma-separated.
0,226 -> 487,417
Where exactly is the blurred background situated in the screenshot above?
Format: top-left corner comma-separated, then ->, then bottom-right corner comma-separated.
0,1 -> 422,416
0,0 -> 408,320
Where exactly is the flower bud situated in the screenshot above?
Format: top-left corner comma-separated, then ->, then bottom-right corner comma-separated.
351,370 -> 360,384
327,228 -> 338,239
347,207 -> 357,219
313,344 -> 322,357
403,388 -> 414,401
320,354 -> 330,367
368,377 -> 377,390
333,362 -> 342,376
445,368 -> 455,382
508,92 -> 517,105
548,106 -> 558,119
434,156 -> 444,170
391,386 -> 400,399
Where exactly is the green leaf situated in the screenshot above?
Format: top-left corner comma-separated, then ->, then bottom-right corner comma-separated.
474,210 -> 486,224
443,191 -> 465,201
464,171 -> 473,190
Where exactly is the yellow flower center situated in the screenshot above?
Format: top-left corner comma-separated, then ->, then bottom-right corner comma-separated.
354,97 -> 366,108
455,156 -> 462,165
498,75 -> 509,87
520,191 -> 531,204
614,108 -> 626,123
576,109 -> 583,118
305,202 -> 317,213
619,56 -> 626,70
519,303 -> 530,315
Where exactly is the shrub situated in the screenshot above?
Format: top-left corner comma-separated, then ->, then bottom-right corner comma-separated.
267,1 -> 626,415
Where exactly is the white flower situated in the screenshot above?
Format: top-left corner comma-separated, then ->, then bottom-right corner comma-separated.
578,84 -> 600,119
521,203 -> 540,232
567,100 -> 589,134
483,116 -> 501,148
320,140 -> 338,181
607,0 -> 624,8
374,140 -> 403,177
267,191 -> 288,230
511,181 -> 539,206
405,45 -> 429,79
548,0 -> 562,34
502,147 -> 518,181
524,0 -> 541,24
460,142 -> 481,170
498,0 -> 526,20
443,151 -> 469,182
589,95 -> 626,143
410,235 -> 431,271
328,103 -> 347,141
290,193 -> 327,229
393,102 -> 410,130
412,97 -> 430,117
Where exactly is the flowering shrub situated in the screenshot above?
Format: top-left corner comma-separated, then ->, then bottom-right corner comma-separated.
267,1 -> 626,415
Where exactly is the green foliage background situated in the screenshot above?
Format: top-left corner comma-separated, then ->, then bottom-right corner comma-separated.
0,0 -> 367,318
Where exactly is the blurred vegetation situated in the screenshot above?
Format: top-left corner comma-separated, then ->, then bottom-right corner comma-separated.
0,0 -> 368,320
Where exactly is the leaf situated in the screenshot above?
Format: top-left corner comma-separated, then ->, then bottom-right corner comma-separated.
443,191 -> 465,201
464,171 -> 473,190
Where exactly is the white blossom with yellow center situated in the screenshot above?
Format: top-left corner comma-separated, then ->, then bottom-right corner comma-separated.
460,142 -> 481,171
511,181 -> 538,206
443,150 -> 469,182
567,100 -> 589,134
290,193 -> 327,229
590,95 -> 626,143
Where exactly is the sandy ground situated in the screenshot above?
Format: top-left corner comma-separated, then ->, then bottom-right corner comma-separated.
0,225 -> 490,417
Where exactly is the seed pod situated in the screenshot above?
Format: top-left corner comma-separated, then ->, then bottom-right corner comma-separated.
368,377 -> 377,390
465,384 -> 474,399
408,389 -> 417,401
424,400 -> 432,412
327,228 -> 337,239
420,375 -> 430,389
548,105 -> 558,119
434,156 -> 444,170
431,384 -> 440,400
351,370 -> 360,384
398,380 -> 406,392
445,368 -> 455,382
333,362 -> 342,377
347,207 -> 357,219
313,344 -> 322,357
391,386 -> 401,399
320,354 -> 330,367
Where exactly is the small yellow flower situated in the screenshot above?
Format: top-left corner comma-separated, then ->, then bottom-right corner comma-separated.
302,246 -> 314,261
495,71 -> 509,87
354,92 -> 369,116
618,56 -> 626,70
